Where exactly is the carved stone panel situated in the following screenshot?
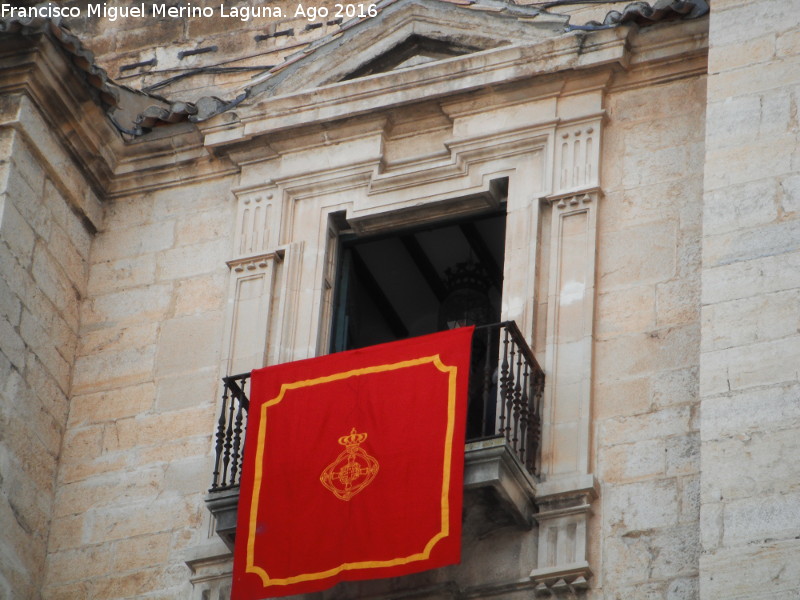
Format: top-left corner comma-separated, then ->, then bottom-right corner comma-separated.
233,190 -> 281,260
223,253 -> 281,375
541,191 -> 599,480
552,122 -> 601,196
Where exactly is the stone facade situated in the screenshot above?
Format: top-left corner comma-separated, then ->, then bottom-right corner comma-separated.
0,2 -> 798,600
700,1 -> 800,598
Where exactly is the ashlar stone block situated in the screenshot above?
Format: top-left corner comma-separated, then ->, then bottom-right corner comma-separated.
702,249 -> 800,304
1,200 -> 35,267
602,406 -> 693,447
154,314 -> 223,378
700,429 -> 800,502
700,336 -> 800,396
605,479 -> 679,532
703,218 -> 800,269
700,381 -> 800,442
599,221 -> 677,290
87,254 -> 157,296
601,439 -> 666,484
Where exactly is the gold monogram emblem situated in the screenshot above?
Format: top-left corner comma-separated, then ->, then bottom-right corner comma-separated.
320,427 -> 379,501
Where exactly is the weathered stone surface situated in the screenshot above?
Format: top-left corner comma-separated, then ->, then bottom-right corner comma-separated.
606,479 -> 679,532
700,2 -> 800,598
596,325 -> 700,383
700,337 -> 800,397
156,237 -> 230,280
700,540 -> 800,599
80,284 -> 172,328
702,250 -> 800,305
155,368 -> 218,412
598,221 -> 677,290
87,254 -> 157,296
596,284 -> 655,337
173,272 -> 227,316
594,375 -> 650,420
0,117 -> 91,600
154,314 -> 223,377
601,438 -> 666,483
701,429 -> 800,503
92,221 -> 175,264
651,367 -> 698,410
701,288 -> 800,352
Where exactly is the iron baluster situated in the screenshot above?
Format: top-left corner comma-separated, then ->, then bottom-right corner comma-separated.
507,337 -> 518,448
519,362 -> 530,464
236,377 -> 249,484
499,327 -> 511,441
480,325 -> 493,437
529,370 -> 544,474
230,394 -> 245,487
221,382 -> 237,487
513,345 -> 524,452
211,387 -> 229,490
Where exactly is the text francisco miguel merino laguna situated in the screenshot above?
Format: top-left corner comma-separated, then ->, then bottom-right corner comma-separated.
2,3 -> 379,22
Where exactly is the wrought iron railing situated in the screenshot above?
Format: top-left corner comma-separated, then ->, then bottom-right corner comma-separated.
209,321 -> 544,492
210,373 -> 250,492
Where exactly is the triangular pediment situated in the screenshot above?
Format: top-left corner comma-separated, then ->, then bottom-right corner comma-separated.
342,34 -> 479,80
248,0 -> 568,98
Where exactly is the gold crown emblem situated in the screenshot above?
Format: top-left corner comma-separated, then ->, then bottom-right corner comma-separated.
338,428 -> 368,447
320,427 -> 379,501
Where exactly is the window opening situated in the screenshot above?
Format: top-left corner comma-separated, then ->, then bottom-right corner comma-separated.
330,208 -> 506,351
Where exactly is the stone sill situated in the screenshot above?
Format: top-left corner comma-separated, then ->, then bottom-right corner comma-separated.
464,437 -> 537,527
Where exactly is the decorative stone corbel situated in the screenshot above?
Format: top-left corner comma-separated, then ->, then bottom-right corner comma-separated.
533,576 -> 590,599
530,475 -> 599,595
185,540 -> 233,600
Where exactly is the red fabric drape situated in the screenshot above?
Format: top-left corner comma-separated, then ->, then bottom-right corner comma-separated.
232,327 -> 473,599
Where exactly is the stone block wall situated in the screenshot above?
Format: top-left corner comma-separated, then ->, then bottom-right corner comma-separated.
700,1 -> 800,598
0,95 -> 93,599
40,178 -> 236,599
61,0 -> 349,100
590,73 -> 706,599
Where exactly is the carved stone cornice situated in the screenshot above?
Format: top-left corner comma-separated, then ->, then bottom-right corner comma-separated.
199,28 -> 630,148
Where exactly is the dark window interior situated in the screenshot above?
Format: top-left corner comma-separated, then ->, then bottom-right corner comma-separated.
330,207 -> 507,353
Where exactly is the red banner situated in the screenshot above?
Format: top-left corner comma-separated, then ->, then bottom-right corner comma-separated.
231,327 -> 474,599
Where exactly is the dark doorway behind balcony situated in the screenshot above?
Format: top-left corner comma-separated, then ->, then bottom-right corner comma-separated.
330,208 -> 507,353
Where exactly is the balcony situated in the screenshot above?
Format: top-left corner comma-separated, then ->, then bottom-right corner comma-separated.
206,321 -> 543,550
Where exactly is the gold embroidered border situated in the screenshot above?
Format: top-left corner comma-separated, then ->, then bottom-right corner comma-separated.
246,355 -> 458,586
